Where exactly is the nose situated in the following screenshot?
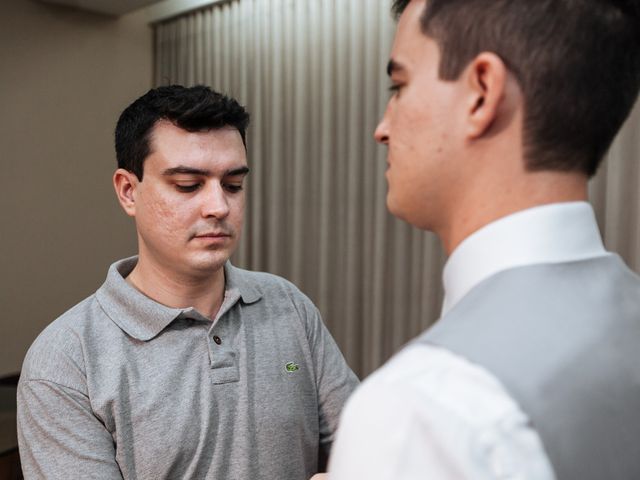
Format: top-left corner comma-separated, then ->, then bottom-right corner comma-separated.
201,183 -> 230,219
374,108 -> 390,145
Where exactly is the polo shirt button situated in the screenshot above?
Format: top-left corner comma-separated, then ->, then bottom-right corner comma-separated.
213,335 -> 222,345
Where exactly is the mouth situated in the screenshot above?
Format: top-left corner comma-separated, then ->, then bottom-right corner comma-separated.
192,231 -> 232,242
195,232 -> 230,237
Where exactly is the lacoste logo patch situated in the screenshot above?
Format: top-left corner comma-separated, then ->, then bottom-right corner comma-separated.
285,362 -> 300,372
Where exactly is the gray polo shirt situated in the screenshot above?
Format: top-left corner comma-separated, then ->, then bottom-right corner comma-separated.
17,257 -> 358,479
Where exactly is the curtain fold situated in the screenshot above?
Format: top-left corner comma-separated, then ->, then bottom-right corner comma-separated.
153,0 -> 640,377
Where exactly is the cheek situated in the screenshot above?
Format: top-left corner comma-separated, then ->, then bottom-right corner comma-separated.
390,105 -> 431,150
229,196 -> 246,229
139,191 -> 192,235
392,102 -> 451,162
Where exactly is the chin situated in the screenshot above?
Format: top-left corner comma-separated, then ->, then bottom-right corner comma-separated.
187,252 -> 231,274
386,193 -> 405,220
387,195 -> 431,231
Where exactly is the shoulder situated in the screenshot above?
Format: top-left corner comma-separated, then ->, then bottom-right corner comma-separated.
346,342 -> 526,433
228,265 -> 326,341
229,264 -> 318,311
230,264 -> 307,295
333,343 -> 554,479
21,294 -> 103,391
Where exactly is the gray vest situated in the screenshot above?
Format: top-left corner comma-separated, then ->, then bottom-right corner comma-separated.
418,255 -> 640,480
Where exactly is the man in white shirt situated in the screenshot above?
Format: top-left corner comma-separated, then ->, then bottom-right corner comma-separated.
329,0 -> 640,479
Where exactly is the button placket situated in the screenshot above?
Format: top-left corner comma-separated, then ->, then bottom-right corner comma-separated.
207,298 -> 241,384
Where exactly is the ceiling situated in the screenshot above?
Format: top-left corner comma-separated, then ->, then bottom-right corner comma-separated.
37,0 -> 167,16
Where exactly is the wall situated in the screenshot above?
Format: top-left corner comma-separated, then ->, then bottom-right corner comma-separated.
0,0 -> 152,376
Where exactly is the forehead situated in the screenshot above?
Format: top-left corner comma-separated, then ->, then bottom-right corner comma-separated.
147,121 -> 247,172
391,0 -> 438,72
396,0 -> 428,42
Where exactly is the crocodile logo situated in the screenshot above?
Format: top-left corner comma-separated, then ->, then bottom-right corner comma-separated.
285,362 -> 300,372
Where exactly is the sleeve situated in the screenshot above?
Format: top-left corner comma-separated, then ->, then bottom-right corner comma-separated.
304,305 -> 359,462
327,347 -> 557,480
328,383 -> 457,480
17,336 -> 123,479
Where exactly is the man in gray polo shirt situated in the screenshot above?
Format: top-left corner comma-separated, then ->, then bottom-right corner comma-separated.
17,85 -> 358,479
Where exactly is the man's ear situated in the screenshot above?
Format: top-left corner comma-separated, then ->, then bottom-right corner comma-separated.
113,168 -> 139,217
462,52 -> 508,139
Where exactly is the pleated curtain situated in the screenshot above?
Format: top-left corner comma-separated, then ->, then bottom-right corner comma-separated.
153,0 -> 640,378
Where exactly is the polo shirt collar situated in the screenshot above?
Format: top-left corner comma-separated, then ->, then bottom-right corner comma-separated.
224,262 -> 262,304
96,256 -> 262,341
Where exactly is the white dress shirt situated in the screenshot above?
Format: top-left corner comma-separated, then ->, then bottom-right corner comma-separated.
329,202 -> 610,480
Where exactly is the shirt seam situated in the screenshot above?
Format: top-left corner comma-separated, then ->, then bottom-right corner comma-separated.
22,378 -> 88,397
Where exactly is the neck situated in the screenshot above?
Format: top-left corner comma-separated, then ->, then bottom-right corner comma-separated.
440,168 -> 589,255
127,252 -> 226,319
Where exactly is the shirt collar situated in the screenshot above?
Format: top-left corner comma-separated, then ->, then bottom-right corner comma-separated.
96,256 -> 262,341
441,202 -> 609,315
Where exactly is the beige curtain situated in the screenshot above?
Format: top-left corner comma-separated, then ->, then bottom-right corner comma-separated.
153,0 -> 640,378
592,101 -> 640,272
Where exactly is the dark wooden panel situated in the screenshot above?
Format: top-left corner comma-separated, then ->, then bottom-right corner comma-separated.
0,450 -> 22,480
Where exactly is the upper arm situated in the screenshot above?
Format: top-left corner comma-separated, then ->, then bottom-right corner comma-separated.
299,299 -> 359,454
17,325 -> 123,480
18,378 -> 123,479
328,383 -> 464,480
328,346 -> 557,480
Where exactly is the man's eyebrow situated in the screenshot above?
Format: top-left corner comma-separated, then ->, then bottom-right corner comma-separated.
161,166 -> 250,177
162,166 -> 210,176
387,59 -> 403,77
225,166 -> 250,177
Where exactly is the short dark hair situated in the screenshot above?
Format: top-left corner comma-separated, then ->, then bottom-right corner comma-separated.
115,85 -> 250,180
392,0 -> 640,176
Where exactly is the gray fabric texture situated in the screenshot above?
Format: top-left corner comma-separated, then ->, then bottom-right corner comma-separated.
17,257 -> 358,480
421,255 -> 640,480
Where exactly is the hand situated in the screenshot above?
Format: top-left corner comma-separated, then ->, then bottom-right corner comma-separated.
310,474 -> 328,480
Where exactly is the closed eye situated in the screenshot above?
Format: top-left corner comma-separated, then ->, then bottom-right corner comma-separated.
175,184 -> 202,193
224,183 -> 244,193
